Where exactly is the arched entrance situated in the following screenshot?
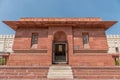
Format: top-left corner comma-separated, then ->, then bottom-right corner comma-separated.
53,31 -> 67,64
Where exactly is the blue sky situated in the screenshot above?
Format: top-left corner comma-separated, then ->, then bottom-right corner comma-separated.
0,0 -> 120,34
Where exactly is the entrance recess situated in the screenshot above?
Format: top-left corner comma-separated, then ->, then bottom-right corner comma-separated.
53,31 -> 67,64
53,43 -> 67,63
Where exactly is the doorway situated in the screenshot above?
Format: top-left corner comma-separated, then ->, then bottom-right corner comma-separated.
53,43 -> 67,64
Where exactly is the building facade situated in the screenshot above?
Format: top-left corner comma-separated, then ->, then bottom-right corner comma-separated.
107,35 -> 120,54
3,18 -> 117,66
0,34 -> 14,53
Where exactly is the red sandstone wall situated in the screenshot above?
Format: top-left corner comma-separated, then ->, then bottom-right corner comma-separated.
73,28 -> 108,50
72,66 -> 120,79
0,66 -> 48,79
72,28 -> 114,66
14,27 -> 108,52
7,53 -> 51,66
69,53 -> 115,66
8,26 -> 114,66
8,27 -> 51,66
13,27 -> 48,50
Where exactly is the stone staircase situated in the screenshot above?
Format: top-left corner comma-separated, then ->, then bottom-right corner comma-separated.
47,65 -> 73,79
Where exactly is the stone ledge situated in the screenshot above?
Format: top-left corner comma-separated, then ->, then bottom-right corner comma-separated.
14,49 -> 48,53
0,66 -> 49,69
72,66 -> 120,69
73,53 -> 112,56
20,17 -> 102,21
73,50 -> 107,53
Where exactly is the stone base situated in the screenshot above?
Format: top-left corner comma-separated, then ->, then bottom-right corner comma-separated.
0,66 -> 49,79
0,66 -> 120,79
7,53 -> 51,66
69,53 -> 115,66
72,66 -> 120,79
7,53 -> 115,66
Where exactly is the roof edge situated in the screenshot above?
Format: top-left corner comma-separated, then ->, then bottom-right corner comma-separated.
19,17 -> 102,21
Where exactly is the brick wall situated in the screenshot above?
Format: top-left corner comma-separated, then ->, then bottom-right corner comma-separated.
69,53 -> 115,66
13,27 -> 48,50
0,66 -> 48,79
70,27 -> 115,66
8,26 -> 115,66
9,27 -> 51,66
7,53 -> 51,66
14,27 -> 108,51
73,28 -> 108,50
72,66 -> 120,79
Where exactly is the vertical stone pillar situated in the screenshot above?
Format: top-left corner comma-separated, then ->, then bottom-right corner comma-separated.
48,27 -> 53,65
67,27 -> 73,65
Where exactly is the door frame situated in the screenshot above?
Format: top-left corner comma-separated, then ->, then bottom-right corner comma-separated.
52,42 -> 68,64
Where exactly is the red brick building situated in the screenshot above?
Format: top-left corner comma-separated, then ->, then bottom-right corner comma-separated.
3,18 -> 117,66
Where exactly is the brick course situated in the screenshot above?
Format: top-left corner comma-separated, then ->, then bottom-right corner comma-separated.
0,66 -> 48,79
0,66 -> 120,79
7,53 -> 51,66
72,66 -> 120,79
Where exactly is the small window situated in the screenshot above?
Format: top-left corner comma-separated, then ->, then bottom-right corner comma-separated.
82,33 -> 90,49
31,33 -> 38,45
82,33 -> 89,44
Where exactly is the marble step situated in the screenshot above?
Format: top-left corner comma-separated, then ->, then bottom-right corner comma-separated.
48,73 -> 73,75
47,75 -> 73,79
48,70 -> 72,72
50,66 -> 71,68
47,66 -> 73,79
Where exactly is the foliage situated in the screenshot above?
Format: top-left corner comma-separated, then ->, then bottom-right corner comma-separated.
0,58 -> 6,65
115,59 -> 119,66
